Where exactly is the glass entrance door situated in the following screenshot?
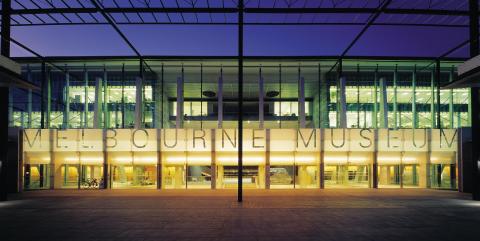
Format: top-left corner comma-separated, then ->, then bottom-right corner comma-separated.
377,165 -> 401,188
24,164 -> 49,189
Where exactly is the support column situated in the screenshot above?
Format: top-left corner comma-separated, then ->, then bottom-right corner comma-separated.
299,69 -> 306,128
449,68 -> 454,128
431,71 -> 436,128
470,0 -> 480,200
218,68 -> 223,128
412,68 -> 418,129
93,77 -> 103,129
46,67 -> 51,128
436,60 -> 441,129
320,128 -> 325,189
27,66 -> 32,128
211,129 -> 216,189
265,129 -> 270,189
238,0 -> 244,202
338,77 -> 347,128
259,68 -> 264,129
176,71 -> 184,129
372,129 -> 378,188
393,66 -> 398,127
157,128 -> 162,189
135,76 -> 143,129
102,130 -> 108,189
373,68 -> 378,128
63,70 -> 70,129
103,68 -> 109,128
121,64 -> 126,128
0,0 -> 10,200
379,77 -> 388,128
83,69 -> 89,128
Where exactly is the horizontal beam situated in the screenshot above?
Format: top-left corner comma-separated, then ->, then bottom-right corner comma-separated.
10,7 -> 472,16
9,22 -> 468,28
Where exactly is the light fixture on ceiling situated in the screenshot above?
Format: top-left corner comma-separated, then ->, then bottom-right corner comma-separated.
202,90 -> 216,98
266,90 -> 280,98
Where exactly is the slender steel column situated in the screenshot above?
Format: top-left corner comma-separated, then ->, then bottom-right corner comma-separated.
449,68 -> 454,128
259,67 -> 265,129
63,69 -> 70,129
0,0 -> 10,201
298,68 -> 306,128
83,67 -> 89,128
121,64 -> 125,128
430,71 -> 436,128
379,77 -> 388,128
40,62 -> 46,129
412,66 -> 418,129
93,77 -> 103,129
469,0 -> 480,200
27,65 -> 32,128
135,76 -> 143,129
373,66 -> 378,128
393,65 -> 398,127
103,67 -> 109,128
176,68 -> 184,129
238,0 -> 244,202
218,67 -> 223,128
435,60 -> 441,129
338,76 -> 347,128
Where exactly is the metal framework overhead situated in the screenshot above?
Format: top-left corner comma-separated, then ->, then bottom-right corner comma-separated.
0,0 -> 472,27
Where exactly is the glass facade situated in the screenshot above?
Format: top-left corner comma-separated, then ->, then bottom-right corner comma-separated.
12,59 -> 463,190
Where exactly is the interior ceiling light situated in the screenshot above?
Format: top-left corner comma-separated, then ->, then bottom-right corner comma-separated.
266,91 -> 280,98
202,90 -> 216,98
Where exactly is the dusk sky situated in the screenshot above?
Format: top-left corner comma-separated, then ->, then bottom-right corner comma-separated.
10,24 -> 469,58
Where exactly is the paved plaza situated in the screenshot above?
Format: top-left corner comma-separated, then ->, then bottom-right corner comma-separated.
0,189 -> 479,241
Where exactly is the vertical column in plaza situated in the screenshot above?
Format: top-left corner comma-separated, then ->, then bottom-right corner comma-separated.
93,77 -> 103,129
265,129 -> 270,189
27,65 -> 32,128
379,77 -> 388,128
470,0 -> 480,200
259,68 -> 264,129
0,0 -> 10,200
135,76 -> 143,129
338,77 -> 347,128
298,68 -> 306,128
83,68 -> 89,128
211,129 -> 216,189
373,68 -> 378,128
63,70 -> 70,129
393,66 -> 398,127
218,68 -> 223,128
103,68 -> 109,128
102,129 -> 109,189
412,67 -> 418,128
176,68 -> 184,129
431,71 -> 436,128
46,67 -> 51,128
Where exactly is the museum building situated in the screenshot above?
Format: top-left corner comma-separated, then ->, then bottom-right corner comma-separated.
9,58 -> 470,190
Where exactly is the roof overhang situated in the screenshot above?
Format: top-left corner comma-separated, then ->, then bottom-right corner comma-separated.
0,55 -> 39,91
443,55 -> 480,89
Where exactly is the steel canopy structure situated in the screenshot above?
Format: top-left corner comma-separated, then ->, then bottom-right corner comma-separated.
1,0 -> 480,202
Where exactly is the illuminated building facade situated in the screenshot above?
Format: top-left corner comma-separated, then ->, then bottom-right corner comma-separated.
10,58 -> 470,190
